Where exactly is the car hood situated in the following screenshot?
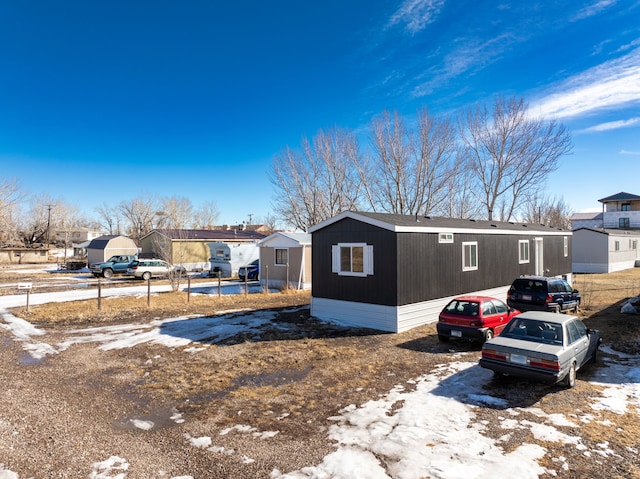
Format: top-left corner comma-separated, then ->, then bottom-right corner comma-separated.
484,336 -> 563,355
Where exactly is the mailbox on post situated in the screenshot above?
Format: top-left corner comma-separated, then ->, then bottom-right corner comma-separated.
17,282 -> 33,311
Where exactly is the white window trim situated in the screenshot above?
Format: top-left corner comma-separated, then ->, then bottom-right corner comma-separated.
462,241 -> 478,272
332,243 -> 374,277
563,236 -> 568,257
438,233 -> 454,243
519,240 -> 530,264
275,247 -> 289,266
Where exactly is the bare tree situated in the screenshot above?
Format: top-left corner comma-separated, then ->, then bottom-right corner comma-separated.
521,193 -> 573,229
271,127 -> 362,230
16,196 -> 79,252
441,157 -> 483,219
95,202 -> 123,235
192,200 -> 220,229
118,196 -> 159,242
459,97 -> 572,221
156,196 -> 193,229
360,109 -> 457,216
16,195 -> 54,246
0,178 -> 26,245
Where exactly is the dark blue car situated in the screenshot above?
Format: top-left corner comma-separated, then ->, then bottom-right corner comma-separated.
238,259 -> 259,281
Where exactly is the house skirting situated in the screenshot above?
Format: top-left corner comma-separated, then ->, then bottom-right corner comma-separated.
311,285 -> 510,333
261,279 -> 311,291
573,260 -> 637,274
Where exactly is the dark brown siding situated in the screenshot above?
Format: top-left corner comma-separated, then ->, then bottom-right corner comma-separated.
396,232 -> 572,305
313,216 -> 573,307
312,218 -> 398,305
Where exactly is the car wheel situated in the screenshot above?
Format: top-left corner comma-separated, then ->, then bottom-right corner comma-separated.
493,371 -> 508,381
437,334 -> 449,343
102,269 -> 113,279
142,271 -> 151,281
553,305 -> 561,314
483,329 -> 494,343
561,362 -> 576,388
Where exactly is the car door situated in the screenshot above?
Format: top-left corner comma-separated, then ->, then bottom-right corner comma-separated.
566,319 -> 589,368
489,300 -> 511,335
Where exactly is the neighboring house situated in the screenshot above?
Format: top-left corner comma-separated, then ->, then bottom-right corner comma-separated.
309,211 -> 573,333
0,247 -> 49,264
86,235 -> 139,265
139,229 -> 266,272
571,192 -> 640,273
570,211 -> 603,230
572,228 -> 640,273
258,232 -> 312,290
54,228 -> 106,246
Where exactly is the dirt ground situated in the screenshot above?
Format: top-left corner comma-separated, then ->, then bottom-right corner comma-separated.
1,269 -> 640,478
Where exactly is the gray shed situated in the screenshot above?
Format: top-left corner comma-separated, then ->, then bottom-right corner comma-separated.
87,235 -> 139,265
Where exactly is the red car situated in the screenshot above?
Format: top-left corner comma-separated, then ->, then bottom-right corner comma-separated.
437,295 -> 521,344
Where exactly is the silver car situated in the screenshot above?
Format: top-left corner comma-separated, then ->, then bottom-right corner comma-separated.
479,311 -> 601,388
126,259 -> 170,280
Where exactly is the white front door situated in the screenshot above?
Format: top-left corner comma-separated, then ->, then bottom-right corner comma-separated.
535,238 -> 544,275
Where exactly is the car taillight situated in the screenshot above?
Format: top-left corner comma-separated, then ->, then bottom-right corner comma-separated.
529,358 -> 560,371
482,349 -> 507,361
545,294 -> 554,304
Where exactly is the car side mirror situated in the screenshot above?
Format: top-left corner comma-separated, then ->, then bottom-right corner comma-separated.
573,289 -> 579,293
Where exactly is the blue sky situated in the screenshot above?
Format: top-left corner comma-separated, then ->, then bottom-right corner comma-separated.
1,0 -> 639,226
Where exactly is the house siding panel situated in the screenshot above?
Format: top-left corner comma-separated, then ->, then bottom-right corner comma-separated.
311,218 -> 398,306
395,232 -> 571,306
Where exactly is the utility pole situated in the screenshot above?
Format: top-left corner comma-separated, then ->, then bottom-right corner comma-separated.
248,213 -> 254,224
46,204 -> 53,248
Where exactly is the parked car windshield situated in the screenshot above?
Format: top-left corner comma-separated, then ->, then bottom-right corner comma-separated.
442,300 -> 479,316
502,317 -> 564,345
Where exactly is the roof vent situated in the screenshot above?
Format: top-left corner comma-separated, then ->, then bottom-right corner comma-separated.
491,224 -> 497,227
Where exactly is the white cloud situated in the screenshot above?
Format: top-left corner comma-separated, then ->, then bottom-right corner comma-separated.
388,0 -> 446,34
620,149 -> 640,155
581,117 -> 640,132
532,47 -> 640,119
571,0 -> 617,21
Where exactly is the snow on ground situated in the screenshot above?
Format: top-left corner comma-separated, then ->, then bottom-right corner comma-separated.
2,285 -> 640,478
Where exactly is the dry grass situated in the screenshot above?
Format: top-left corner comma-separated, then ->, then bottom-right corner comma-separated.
574,270 -> 640,353
5,268 -> 640,476
12,288 -> 312,327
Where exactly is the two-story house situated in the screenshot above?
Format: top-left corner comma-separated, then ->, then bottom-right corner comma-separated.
571,192 -> 640,273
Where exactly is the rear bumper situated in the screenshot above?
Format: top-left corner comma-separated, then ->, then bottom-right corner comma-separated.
479,358 -> 563,384
507,300 -> 578,313
437,323 -> 488,342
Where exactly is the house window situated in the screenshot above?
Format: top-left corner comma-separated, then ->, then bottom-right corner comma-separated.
275,248 -> 288,265
622,203 -> 631,211
615,240 -> 620,252
564,236 -> 568,257
632,240 -> 638,250
332,243 -> 374,276
619,217 -> 630,228
439,233 -> 454,243
462,242 -> 478,271
519,240 -> 530,264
